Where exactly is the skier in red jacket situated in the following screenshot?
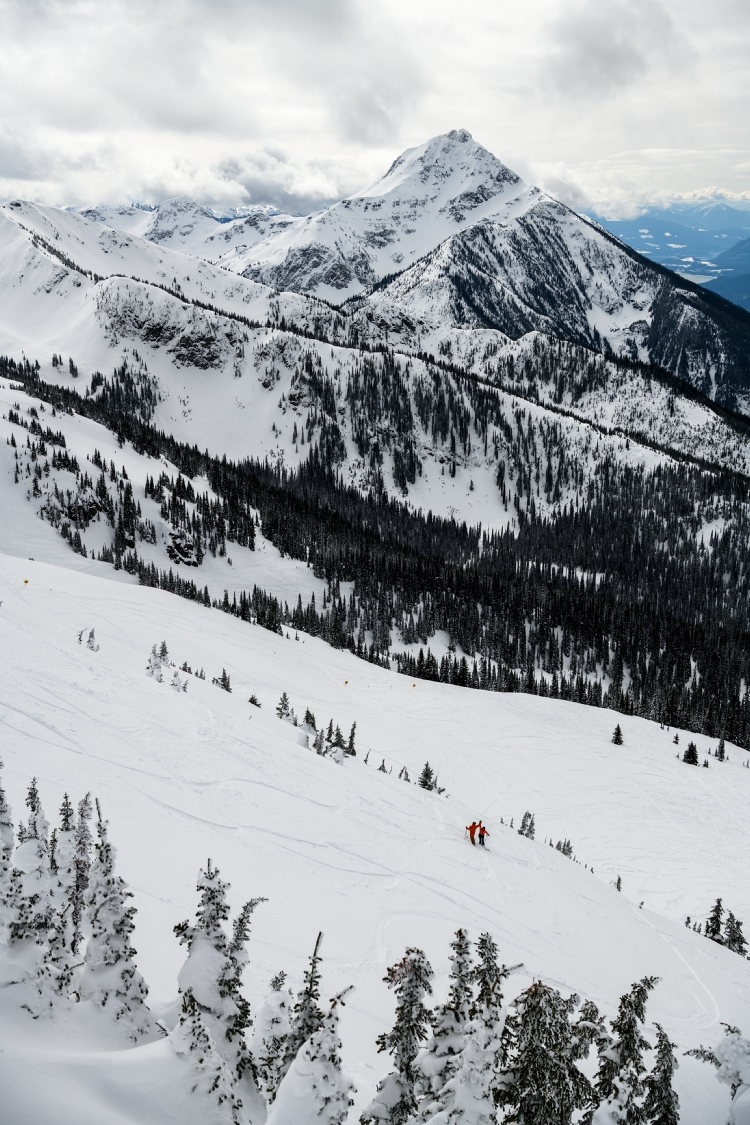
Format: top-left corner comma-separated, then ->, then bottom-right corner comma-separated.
478,822 -> 489,847
467,821 -> 478,845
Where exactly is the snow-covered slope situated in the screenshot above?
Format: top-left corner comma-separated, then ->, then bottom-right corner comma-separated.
3,202 -> 750,542
76,197 -> 293,259
228,130 -> 537,303
1,467 -> 750,1123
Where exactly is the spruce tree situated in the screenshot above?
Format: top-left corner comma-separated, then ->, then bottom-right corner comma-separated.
413,929 -> 473,1121
172,988 -> 245,1123
269,987 -> 355,1125
0,760 -> 14,943
9,778 -> 52,946
682,742 -> 699,766
498,982 -> 594,1125
612,724 -> 623,745
418,763 -> 435,790
174,859 -> 266,1092
592,976 -> 658,1124
642,1024 -> 679,1125
71,793 -> 93,955
276,692 -> 291,720
714,1023 -> 750,1119
723,912 -> 748,956
254,971 -> 293,1105
78,803 -> 158,1039
278,931 -> 326,1084
346,723 -> 357,756
705,898 -> 724,943
361,948 -> 434,1125
439,932 -> 521,1124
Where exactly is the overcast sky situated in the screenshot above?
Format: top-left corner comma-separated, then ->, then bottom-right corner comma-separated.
1,0 -> 748,216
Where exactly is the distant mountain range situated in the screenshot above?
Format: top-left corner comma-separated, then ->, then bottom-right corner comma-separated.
590,202 -> 750,283
66,130 -> 750,412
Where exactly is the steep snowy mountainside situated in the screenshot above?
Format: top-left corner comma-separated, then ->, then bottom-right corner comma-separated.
357,194 -> 750,413
77,197 -> 294,259
229,130 -> 540,303
0,199 -> 328,331
5,198 -> 750,539
1,549 -> 748,1124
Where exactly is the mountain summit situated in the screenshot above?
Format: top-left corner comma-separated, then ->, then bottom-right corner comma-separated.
225,130 -> 539,300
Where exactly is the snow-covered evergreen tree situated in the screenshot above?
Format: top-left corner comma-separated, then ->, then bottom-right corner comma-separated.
498,981 -> 594,1125
50,793 -> 77,942
705,898 -> 724,943
279,931 -> 326,1084
71,792 -> 93,955
431,931 -> 521,1125
268,987 -> 355,1125
174,860 -> 266,1092
254,970 -> 293,1105
591,976 -> 658,1124
724,912 -> 748,956
714,1023 -> 750,1125
277,692 -> 292,720
361,947 -> 434,1125
78,802 -> 159,1039
147,643 -> 164,682
9,778 -> 52,948
642,1023 -> 679,1125
0,759 -> 14,943
413,929 -> 473,1122
172,987 -> 246,1124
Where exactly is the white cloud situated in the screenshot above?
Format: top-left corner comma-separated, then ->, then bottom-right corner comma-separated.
0,0 -> 747,212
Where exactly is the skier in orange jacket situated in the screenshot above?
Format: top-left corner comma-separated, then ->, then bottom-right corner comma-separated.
478,822 -> 489,847
467,821 -> 478,845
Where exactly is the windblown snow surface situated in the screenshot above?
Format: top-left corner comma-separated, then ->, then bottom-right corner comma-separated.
1,379 -> 750,1123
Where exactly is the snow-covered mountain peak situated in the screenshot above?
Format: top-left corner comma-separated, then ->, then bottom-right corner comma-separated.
360,128 -> 522,209
229,131 -> 538,301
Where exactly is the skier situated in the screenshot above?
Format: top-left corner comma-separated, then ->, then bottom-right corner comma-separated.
466,821 -> 478,845
478,822 -> 489,847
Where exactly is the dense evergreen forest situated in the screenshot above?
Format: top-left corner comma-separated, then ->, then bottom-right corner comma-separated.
5,350 -> 750,752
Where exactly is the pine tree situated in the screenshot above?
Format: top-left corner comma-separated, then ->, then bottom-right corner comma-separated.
147,644 -> 164,682
254,971 -> 293,1105
682,742 -> 699,766
717,737 -> 726,762
9,778 -> 52,946
303,708 -> 317,730
268,987 -> 355,1125
0,760 -> 14,943
705,898 -> 724,943
78,803 -> 158,1039
413,929 -> 473,1121
276,692 -> 291,720
592,976 -> 658,1124
518,812 -> 536,839
723,912 -> 748,956
418,763 -> 435,790
346,723 -> 357,756
642,1024 -> 679,1125
174,859 -> 266,1091
437,932 -> 521,1124
71,793 -> 93,954
714,1023 -> 750,1121
279,931 -> 325,1084
612,724 -> 623,745
498,981 -> 594,1125
172,987 -> 246,1123
361,948 -> 434,1125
